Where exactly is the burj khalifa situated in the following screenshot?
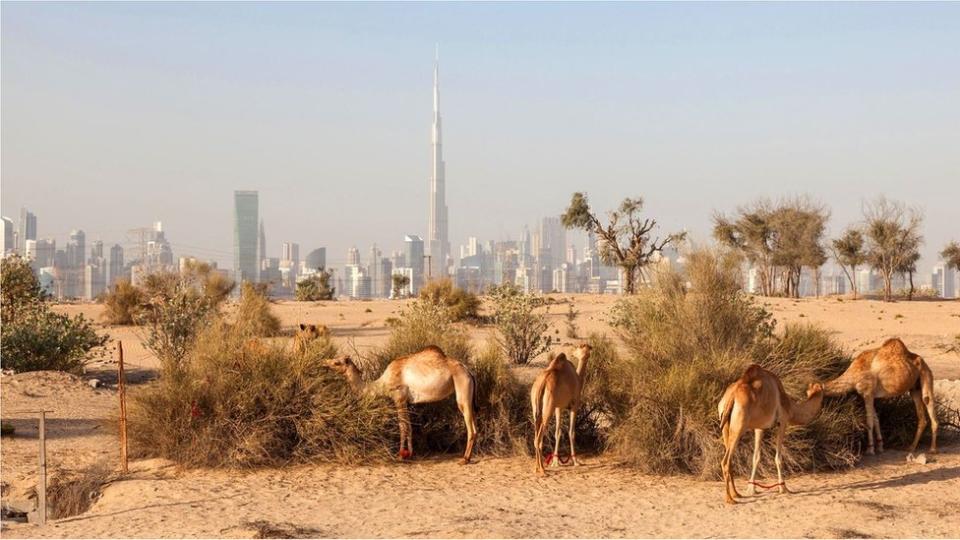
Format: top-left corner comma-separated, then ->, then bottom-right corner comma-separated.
426,47 -> 449,278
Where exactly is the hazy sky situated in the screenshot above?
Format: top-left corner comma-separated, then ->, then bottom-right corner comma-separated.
2,2 -> 958,274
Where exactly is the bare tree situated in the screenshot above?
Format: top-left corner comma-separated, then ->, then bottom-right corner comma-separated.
561,193 -> 685,294
830,228 -> 867,299
862,197 -> 923,302
941,241 -> 960,272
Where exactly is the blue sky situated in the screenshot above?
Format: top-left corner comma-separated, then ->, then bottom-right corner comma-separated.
2,2 -> 958,273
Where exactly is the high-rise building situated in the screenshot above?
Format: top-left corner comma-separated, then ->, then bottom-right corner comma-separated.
379,258 -> 393,299
281,242 -> 300,287
19,208 -> 36,254
540,217 -> 566,270
426,48 -> 450,278
369,244 -> 382,297
90,240 -> 104,261
304,247 -> 326,272
259,220 -> 267,265
233,190 -> 260,283
405,234 -> 425,294
347,246 -> 360,266
109,244 -> 125,286
67,230 -> 86,268
1,216 -> 13,254
932,263 -> 957,299
35,239 -> 55,268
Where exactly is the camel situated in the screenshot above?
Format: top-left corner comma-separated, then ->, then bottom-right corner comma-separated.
530,343 -> 592,475
718,364 -> 824,504
293,323 -> 329,354
324,346 -> 478,464
823,337 -> 938,455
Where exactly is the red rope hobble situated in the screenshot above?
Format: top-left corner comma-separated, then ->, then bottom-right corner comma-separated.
190,401 -> 202,418
398,449 -> 412,460
746,480 -> 784,490
545,453 -> 572,466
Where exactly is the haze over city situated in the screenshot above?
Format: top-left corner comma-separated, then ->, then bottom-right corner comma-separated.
2,2 -> 958,276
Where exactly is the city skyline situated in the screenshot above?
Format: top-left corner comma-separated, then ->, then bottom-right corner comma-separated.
2,2 -> 959,278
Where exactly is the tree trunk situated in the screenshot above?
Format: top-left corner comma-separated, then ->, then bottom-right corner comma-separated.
851,264 -> 858,299
883,273 -> 893,302
908,271 -> 915,301
622,265 -> 636,295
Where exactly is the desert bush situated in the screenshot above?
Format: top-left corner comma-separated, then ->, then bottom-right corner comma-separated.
139,279 -> 220,373
296,269 -> 335,301
488,283 -> 552,364
235,282 -> 281,337
129,320 -> 396,467
0,256 -> 108,373
564,302 -> 580,339
418,278 -> 481,321
101,279 -> 145,325
367,300 -> 472,372
601,249 -> 871,478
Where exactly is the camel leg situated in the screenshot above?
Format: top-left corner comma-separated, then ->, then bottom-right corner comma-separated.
908,389 -> 928,454
863,394 -> 877,455
550,408 -> 562,468
568,409 -> 580,466
457,399 -> 477,465
535,393 -> 556,476
722,417 -> 744,504
747,429 -> 762,496
921,369 -> 939,453
774,421 -> 791,494
393,392 -> 412,460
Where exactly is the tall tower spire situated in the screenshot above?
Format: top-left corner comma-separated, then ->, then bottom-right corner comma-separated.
427,46 -> 449,278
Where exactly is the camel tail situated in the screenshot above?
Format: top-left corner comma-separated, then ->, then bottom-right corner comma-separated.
718,385 -> 736,431
531,375 -> 548,434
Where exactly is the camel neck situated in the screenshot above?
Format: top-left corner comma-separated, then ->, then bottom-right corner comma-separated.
788,392 -> 824,426
575,353 -> 589,380
344,366 -> 366,393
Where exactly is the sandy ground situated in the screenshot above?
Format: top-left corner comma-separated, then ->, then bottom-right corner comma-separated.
2,296 -> 959,538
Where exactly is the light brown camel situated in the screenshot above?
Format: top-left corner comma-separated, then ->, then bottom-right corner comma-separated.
324,345 -> 478,464
292,323 -> 329,355
530,343 -> 592,475
824,337 -> 938,455
718,364 -> 824,504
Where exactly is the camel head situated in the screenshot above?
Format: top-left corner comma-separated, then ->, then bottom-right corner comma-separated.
323,355 -> 357,374
297,323 -> 329,341
806,382 -> 824,398
574,343 -> 593,360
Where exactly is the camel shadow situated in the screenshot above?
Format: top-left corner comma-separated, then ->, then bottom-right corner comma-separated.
800,465 -> 960,496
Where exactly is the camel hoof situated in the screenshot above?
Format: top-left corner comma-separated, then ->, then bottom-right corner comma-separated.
458,458 -> 470,466
866,447 -> 875,456
747,487 -> 756,496
929,447 -> 939,455
725,497 -> 737,505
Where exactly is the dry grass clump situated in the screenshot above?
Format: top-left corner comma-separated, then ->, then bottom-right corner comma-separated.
234,282 -> 281,337
101,279 -> 144,325
418,278 -> 481,321
46,463 -> 113,519
601,249 -> 872,478
128,321 -> 395,467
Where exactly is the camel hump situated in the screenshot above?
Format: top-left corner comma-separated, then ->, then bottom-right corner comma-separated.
419,345 -> 446,357
742,364 -> 764,381
880,337 -> 908,355
547,352 -> 568,370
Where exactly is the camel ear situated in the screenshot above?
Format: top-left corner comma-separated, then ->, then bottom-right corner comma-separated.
309,324 -> 317,331
299,323 -> 306,331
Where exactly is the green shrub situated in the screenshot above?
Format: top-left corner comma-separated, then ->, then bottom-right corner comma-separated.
101,279 -> 145,325
418,278 -> 481,321
128,320 -> 396,467
488,283 -> 552,364
296,270 -> 335,301
235,282 -> 281,337
0,255 -> 108,373
138,273 -> 222,372
601,249 -> 866,477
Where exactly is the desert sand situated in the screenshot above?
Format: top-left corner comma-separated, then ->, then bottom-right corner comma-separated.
2,295 -> 959,538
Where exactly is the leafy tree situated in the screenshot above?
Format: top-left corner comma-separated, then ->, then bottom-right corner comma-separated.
715,197 -> 829,298
391,273 -> 411,299
1,255 -> 107,373
561,193 -> 685,294
830,228 -> 867,299
941,241 -> 960,272
862,197 -> 923,302
296,269 -> 335,301
488,283 -> 551,364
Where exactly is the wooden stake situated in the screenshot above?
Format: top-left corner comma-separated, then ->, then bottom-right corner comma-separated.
118,341 -> 128,474
37,411 -> 47,525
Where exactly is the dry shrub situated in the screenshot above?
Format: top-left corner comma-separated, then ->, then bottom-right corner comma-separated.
235,282 -> 281,337
46,463 -> 113,519
128,321 -> 396,467
419,278 -> 481,321
601,249 -> 886,478
101,279 -> 144,325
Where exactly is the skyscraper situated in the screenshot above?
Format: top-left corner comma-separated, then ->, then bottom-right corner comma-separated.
0,216 -> 13,254
67,230 -> 86,268
426,48 -> 450,278
19,208 -> 36,253
234,190 -> 260,284
405,234 -> 425,294
259,220 -> 267,265
304,247 -> 326,272
109,244 -> 125,286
